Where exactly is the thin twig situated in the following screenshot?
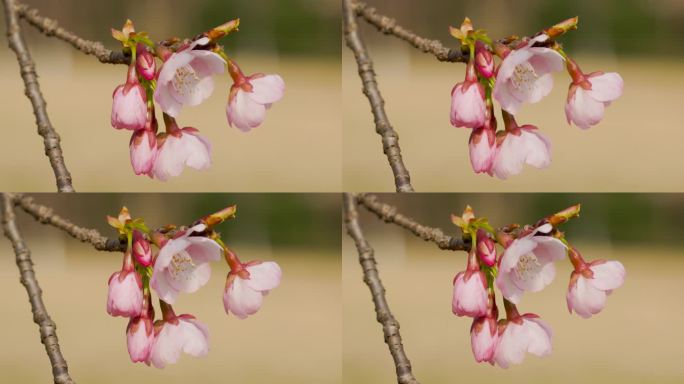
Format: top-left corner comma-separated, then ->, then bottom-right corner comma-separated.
356,193 -> 469,251
13,194 -> 126,252
14,1 -> 129,64
3,0 -> 74,192
343,193 -> 419,384
351,0 -> 468,63
343,0 -> 414,192
1,193 -> 75,384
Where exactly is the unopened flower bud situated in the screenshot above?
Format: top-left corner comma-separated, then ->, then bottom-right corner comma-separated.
132,230 -> 152,266
476,229 -> 496,266
474,41 -> 494,78
135,43 -> 156,80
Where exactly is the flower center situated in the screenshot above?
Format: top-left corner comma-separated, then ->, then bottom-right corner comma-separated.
172,65 -> 200,96
511,62 -> 539,94
169,250 -> 196,280
514,253 -> 541,281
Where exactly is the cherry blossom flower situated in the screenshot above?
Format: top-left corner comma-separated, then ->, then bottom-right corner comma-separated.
471,314 -> 499,363
565,59 -> 624,129
496,223 -> 567,304
469,127 -> 497,174
493,35 -> 565,115
223,260 -> 282,319
148,311 -> 209,368
226,60 -> 285,132
450,62 -> 487,128
150,224 -> 222,304
491,114 -> 552,180
494,313 -> 553,368
476,229 -> 497,267
567,257 -> 625,318
107,251 -> 143,317
452,251 -> 488,318
151,127 -> 212,181
111,66 -> 147,130
129,129 -> 157,176
126,299 -> 155,363
132,229 -> 153,266
154,37 -> 225,117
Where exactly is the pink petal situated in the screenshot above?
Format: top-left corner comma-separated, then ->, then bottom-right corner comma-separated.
177,318 -> 210,358
244,262 -> 282,291
495,273 -> 525,304
226,278 -> 265,319
587,72 -> 623,102
589,261 -> 626,291
500,238 -> 536,273
249,74 -> 286,104
523,317 -> 553,357
567,88 -> 606,129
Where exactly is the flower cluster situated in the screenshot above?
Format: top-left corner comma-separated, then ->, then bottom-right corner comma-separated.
449,17 -> 623,179
450,205 -> 625,367
110,20 -> 285,180
105,205 -> 282,368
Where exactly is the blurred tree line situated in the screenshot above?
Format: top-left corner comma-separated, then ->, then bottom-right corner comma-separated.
363,0 -> 684,57
3,0 -> 339,56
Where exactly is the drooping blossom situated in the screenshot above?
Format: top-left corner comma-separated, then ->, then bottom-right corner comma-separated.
469,126 -> 497,174
148,304 -> 209,368
471,313 -> 499,364
564,59 -> 623,129
107,251 -> 143,317
476,228 -> 497,267
150,223 -> 222,304
226,60 -> 285,132
136,43 -> 157,81
126,295 -> 155,363
494,312 -> 553,368
450,61 -> 487,128
111,66 -> 147,130
132,229 -> 153,266
223,258 -> 282,319
493,35 -> 565,115
491,113 -> 551,180
452,250 -> 488,318
566,249 -> 625,318
154,37 -> 226,117
129,129 -> 157,176
496,223 -> 567,304
151,116 -> 212,181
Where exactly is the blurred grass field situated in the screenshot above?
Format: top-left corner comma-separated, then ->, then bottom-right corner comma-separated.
343,48 -> 684,192
342,234 -> 684,383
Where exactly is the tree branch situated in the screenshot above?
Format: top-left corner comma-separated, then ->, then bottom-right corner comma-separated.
343,0 -> 414,192
3,0 -> 74,192
13,1 -> 130,64
356,193 -> 469,251
13,194 -> 126,252
1,193 -> 75,384
343,193 -> 419,384
351,0 -> 468,63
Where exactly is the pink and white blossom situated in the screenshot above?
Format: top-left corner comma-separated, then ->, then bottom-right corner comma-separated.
148,314 -> 209,368
494,314 -> 553,368
452,270 -> 488,318
491,126 -> 551,180
106,254 -> 143,317
151,128 -> 212,181
111,67 -> 147,130
567,260 -> 625,318
565,69 -> 623,129
493,35 -> 565,115
226,69 -> 285,132
129,129 -> 157,176
450,62 -> 487,129
154,37 -> 225,117
127,313 -> 155,363
471,315 -> 499,363
469,127 -> 497,174
150,224 -> 222,304
223,261 -> 282,319
495,224 -> 567,304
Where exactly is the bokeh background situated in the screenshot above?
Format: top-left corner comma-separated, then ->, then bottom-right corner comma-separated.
0,0 -> 340,192
0,193 -> 341,383
343,193 -> 684,383
343,0 -> 684,191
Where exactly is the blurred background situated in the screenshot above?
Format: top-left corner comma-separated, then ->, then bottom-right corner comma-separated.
0,193 -> 341,383
0,0 -> 341,192
343,193 -> 684,383
343,0 -> 684,191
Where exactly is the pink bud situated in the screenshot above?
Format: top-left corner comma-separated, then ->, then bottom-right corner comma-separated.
224,261 -> 282,319
135,43 -> 156,81
106,262 -> 143,318
132,230 -> 152,266
126,314 -> 154,363
567,260 -> 625,318
450,62 -> 486,129
129,130 -> 157,176
470,315 -> 498,363
468,127 -> 496,174
452,270 -> 488,317
474,41 -> 494,78
476,229 -> 496,266
111,81 -> 147,131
